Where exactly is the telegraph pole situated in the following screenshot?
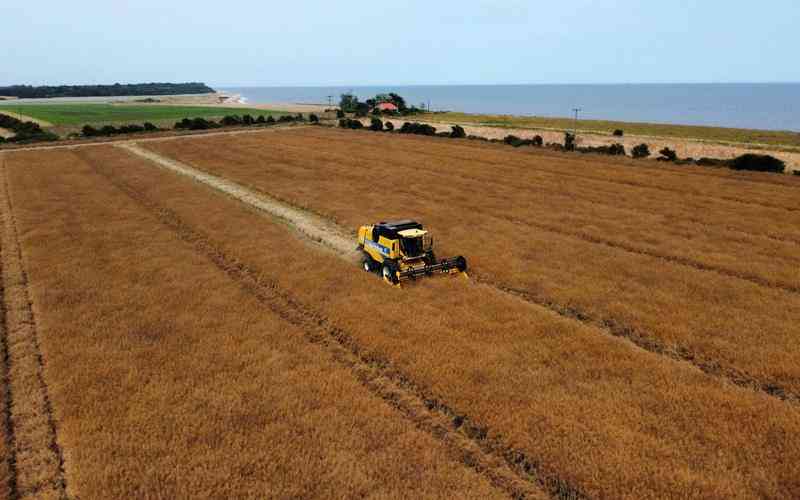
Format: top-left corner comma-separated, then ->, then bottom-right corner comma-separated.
572,108 -> 581,137
327,95 -> 333,108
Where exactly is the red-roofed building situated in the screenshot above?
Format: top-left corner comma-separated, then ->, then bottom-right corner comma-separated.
376,102 -> 399,112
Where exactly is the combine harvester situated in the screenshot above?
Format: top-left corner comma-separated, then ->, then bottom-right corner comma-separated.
357,220 -> 468,285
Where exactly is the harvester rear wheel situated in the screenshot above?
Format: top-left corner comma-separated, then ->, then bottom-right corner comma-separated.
362,253 -> 377,273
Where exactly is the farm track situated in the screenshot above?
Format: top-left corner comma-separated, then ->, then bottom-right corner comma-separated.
87,155 -> 579,500
216,137 -> 800,293
295,129 -> 800,213
0,159 -> 68,499
122,144 -> 800,406
259,136 -> 800,246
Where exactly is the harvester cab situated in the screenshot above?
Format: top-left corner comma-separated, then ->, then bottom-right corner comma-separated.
357,220 -> 467,285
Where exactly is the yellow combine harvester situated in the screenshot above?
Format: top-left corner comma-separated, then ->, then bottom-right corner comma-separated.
357,220 -> 467,284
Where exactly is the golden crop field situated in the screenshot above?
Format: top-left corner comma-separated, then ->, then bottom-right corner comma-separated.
1,126 -> 799,499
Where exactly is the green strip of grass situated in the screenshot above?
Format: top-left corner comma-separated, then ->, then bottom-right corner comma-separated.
421,112 -> 800,148
0,103 -> 286,126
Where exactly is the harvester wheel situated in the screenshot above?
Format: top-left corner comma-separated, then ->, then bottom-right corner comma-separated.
382,262 -> 399,284
362,254 -> 377,272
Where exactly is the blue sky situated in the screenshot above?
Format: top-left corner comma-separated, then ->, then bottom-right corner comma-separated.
1,0 -> 798,86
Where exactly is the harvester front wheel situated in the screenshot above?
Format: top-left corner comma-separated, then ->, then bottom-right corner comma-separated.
382,262 -> 399,284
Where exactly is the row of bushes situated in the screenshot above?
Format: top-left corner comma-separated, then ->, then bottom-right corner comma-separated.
80,113 -> 315,137
177,113 -> 315,131
0,113 -> 59,143
332,119 -> 790,175
82,122 -> 160,137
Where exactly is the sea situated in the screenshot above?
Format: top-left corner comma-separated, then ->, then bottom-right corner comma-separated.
220,84 -> 800,132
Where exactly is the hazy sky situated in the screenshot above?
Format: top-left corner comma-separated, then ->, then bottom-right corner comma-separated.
1,1 -> 798,86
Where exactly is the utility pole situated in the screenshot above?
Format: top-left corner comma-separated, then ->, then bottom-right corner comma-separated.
572,108 -> 581,137
327,95 -> 333,108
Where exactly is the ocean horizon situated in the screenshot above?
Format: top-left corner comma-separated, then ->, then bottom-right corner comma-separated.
221,83 -> 800,132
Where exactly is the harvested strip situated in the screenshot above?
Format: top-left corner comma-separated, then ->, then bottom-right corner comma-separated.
142,129 -> 800,399
4,148 -> 513,499
85,145 -> 800,499
0,158 -> 67,499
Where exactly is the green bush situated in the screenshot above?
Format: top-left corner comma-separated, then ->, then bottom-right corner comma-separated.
450,125 -> 466,138
632,144 -> 650,159
221,115 -> 242,126
309,114 -> 319,123
267,115 -> 276,124
564,132 -> 576,151
399,122 -> 436,135
143,122 -> 158,132
370,118 -> 384,131
532,135 -> 543,146
658,147 -> 678,162
613,129 -> 624,137
728,154 -> 785,173
385,121 -> 394,132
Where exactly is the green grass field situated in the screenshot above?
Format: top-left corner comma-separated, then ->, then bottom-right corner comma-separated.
422,112 -> 800,149
0,103 -> 285,126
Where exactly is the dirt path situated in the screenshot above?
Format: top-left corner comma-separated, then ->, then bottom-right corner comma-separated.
119,142 -> 358,261
0,156 -> 68,499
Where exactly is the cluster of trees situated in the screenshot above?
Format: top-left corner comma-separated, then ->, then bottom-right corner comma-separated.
82,122 -> 159,137
339,93 -> 424,117
0,82 -> 214,99
0,113 -> 58,143
503,134 -> 544,147
656,150 -> 785,173
175,113 -> 306,131
79,113 -> 311,137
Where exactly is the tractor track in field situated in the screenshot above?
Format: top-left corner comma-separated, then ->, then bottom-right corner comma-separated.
87,157 -> 584,500
0,158 -> 69,499
119,143 -> 800,407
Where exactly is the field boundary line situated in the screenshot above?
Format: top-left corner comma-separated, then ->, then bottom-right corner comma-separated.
118,143 -> 800,406
87,156 -> 584,500
0,157 -> 69,499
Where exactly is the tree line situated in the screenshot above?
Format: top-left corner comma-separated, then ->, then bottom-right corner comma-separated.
0,82 -> 214,99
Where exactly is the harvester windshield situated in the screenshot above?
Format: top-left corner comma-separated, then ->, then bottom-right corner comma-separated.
400,236 -> 424,257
